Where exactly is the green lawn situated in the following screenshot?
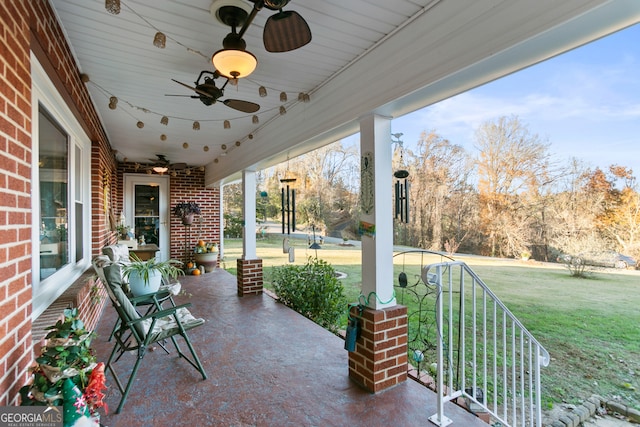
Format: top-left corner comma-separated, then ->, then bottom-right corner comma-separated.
221,236 -> 640,410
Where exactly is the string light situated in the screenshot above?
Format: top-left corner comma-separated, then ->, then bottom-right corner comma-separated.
280,92 -> 287,102
160,116 -> 168,125
153,32 -> 166,48
183,142 -> 189,149
279,106 -> 287,115
136,121 -> 144,128
203,146 -> 209,152
105,0 -> 120,15
252,115 -> 259,124
259,86 -> 267,97
221,144 -> 227,150
108,96 -> 118,110
193,121 -> 200,130
224,120 -> 230,129
160,134 -> 167,141
235,141 -> 241,147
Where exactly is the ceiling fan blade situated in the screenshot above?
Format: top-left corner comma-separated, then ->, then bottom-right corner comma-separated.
171,163 -> 187,170
263,10 -> 311,52
223,99 -> 260,113
171,79 -> 215,99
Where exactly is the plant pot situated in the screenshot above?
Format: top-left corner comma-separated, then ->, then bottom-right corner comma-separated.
194,251 -> 218,273
127,269 -> 162,296
181,214 -> 195,225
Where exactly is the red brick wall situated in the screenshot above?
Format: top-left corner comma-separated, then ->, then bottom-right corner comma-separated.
0,0 -> 115,405
348,305 -> 408,392
237,259 -> 263,296
0,0 -> 37,407
116,163 -> 221,262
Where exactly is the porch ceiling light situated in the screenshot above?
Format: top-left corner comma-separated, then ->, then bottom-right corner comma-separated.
153,166 -> 169,174
212,33 -> 257,79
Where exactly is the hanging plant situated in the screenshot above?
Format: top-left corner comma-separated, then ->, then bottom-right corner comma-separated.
173,202 -> 201,225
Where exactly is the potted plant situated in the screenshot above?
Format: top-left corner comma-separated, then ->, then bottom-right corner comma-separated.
173,201 -> 201,225
193,241 -> 219,273
121,253 -> 184,296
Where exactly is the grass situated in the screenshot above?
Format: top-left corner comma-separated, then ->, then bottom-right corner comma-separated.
220,235 -> 640,411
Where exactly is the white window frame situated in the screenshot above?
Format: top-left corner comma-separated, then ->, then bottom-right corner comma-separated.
31,54 -> 92,319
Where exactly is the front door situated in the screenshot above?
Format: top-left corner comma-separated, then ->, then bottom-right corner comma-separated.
123,174 -> 170,261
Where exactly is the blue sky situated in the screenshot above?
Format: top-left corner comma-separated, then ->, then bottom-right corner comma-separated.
348,23 -> 640,179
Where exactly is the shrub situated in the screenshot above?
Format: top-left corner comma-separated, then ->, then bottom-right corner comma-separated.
271,257 -> 347,333
224,213 -> 243,238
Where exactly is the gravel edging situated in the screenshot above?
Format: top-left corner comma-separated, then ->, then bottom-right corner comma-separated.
548,395 -> 640,427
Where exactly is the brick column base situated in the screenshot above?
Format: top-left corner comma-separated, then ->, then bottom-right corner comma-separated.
348,304 -> 408,393
237,258 -> 263,296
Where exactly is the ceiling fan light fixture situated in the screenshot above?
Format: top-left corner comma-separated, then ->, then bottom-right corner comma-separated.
153,166 -> 169,174
212,48 -> 257,79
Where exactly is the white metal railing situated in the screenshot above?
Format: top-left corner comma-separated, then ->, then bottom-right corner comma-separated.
424,261 -> 550,427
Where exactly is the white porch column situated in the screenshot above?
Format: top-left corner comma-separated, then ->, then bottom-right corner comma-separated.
219,183 -> 225,259
348,114 -> 406,393
242,169 -> 257,260
238,169 -> 263,296
359,114 -> 396,309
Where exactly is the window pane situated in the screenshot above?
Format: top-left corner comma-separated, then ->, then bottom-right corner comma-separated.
134,184 -> 160,245
39,108 -> 69,280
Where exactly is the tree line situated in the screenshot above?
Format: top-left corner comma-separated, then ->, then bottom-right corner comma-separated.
224,115 -> 640,261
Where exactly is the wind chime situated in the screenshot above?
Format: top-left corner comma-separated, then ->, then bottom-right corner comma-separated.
392,133 -> 410,223
280,177 -> 297,235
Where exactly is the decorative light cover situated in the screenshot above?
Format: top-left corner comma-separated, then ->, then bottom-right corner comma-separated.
153,166 -> 169,174
259,86 -> 267,97
252,115 -> 259,124
212,48 -> 257,79
303,93 -> 310,103
108,96 -> 118,110
105,0 -> 120,14
224,120 -> 231,129
153,32 -> 166,48
193,121 -> 200,130
160,116 -> 168,125
279,106 -> 286,115
280,92 -> 287,102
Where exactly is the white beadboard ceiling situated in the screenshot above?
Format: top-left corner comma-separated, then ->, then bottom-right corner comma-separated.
49,0 -> 640,185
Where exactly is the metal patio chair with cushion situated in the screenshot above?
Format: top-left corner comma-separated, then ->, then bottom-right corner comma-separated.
93,258 -> 207,413
99,246 -> 182,341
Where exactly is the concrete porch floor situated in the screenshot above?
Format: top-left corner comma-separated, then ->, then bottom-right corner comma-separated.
92,268 -> 487,427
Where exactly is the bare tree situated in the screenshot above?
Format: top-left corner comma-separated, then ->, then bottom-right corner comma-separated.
475,116 -> 551,257
399,131 -> 471,250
